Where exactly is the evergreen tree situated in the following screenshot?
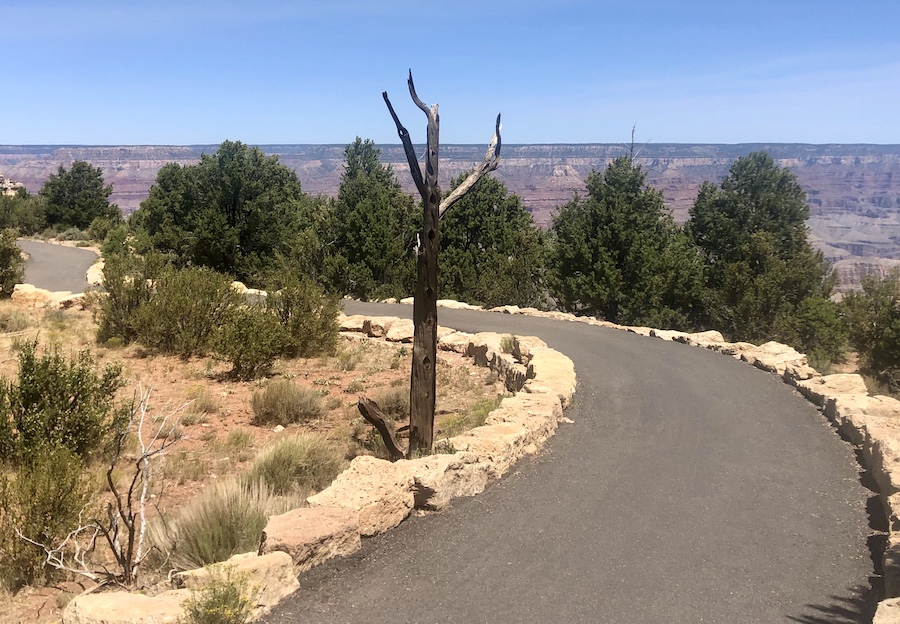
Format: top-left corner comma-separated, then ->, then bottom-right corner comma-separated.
131,141 -> 311,286
439,174 -> 547,308
323,138 -> 417,299
39,161 -> 119,230
548,156 -> 704,328
842,269 -> 900,388
687,151 -> 838,356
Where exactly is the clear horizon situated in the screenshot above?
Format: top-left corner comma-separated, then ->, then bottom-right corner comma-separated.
4,1 -> 900,146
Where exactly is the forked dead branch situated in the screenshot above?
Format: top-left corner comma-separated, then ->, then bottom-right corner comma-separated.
362,70 -> 501,458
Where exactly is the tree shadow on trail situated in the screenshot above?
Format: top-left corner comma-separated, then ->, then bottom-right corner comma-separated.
787,582 -> 881,624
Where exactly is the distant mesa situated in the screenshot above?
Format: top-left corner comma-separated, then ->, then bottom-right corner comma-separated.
2,143 -> 900,289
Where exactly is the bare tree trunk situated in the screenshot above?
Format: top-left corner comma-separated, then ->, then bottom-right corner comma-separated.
382,71 -> 501,457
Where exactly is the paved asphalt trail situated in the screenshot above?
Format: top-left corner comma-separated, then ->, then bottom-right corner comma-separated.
17,239 -> 98,293
18,243 -> 878,622
266,301 -> 877,624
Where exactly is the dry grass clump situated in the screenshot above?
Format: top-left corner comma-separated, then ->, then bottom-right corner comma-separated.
243,433 -> 345,496
437,395 -> 504,438
251,380 -> 323,426
152,479 -> 301,572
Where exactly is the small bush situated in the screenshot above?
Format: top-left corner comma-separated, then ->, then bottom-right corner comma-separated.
158,479 -> 299,571
266,274 -> 340,358
0,229 -> 25,298
244,433 -> 345,496
214,306 -> 286,380
336,347 -> 362,371
87,216 -> 120,242
186,385 -> 219,416
179,565 -> 256,624
95,252 -> 157,345
0,447 -> 93,591
1,340 -> 124,461
500,334 -> 516,354
251,380 -> 323,426
58,227 -> 87,241
135,266 -> 241,358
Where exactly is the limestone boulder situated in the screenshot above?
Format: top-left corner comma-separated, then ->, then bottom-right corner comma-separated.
363,316 -> 401,338
307,455 -> 415,536
627,326 -> 654,336
490,305 -> 522,314
54,292 -> 87,310
528,347 -> 577,408
650,329 -> 688,342
85,260 -> 104,286
259,507 -> 360,572
740,341 -> 808,376
63,588 -> 189,624
673,330 -> 726,347
437,299 -> 482,311
12,283 -> 55,307
886,534 -> 900,598
173,551 -> 298,614
385,318 -> 415,343
450,421 -> 535,479
795,374 -> 870,408
398,451 -> 491,510
875,597 -> 900,623
438,331 -> 475,354
400,296 -> 415,305
338,313 -> 368,333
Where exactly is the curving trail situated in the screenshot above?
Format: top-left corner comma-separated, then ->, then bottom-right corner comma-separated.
265,301 -> 876,624
17,239 -> 98,293
18,242 -> 878,623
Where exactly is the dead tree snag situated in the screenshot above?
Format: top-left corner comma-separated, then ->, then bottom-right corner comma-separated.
377,70 -> 501,457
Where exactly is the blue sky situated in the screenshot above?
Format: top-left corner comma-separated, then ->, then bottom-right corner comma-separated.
3,0 -> 899,145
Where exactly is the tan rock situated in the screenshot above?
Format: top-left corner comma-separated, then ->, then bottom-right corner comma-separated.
11,283 -> 55,307
490,305 -> 522,314
54,292 -> 87,310
528,347 -> 577,408
886,535 -> 900,598
650,329 -> 687,342
63,588 -> 189,624
339,314 -> 368,333
795,374 -> 870,407
400,296 -> 415,305
677,330 -> 726,346
85,260 -> 105,286
363,316 -> 401,338
740,341 -> 808,376
627,326 -> 654,336
307,455 -> 415,536
436,299 -> 482,310
450,421 -> 536,479
173,552 -> 298,614
398,451 -> 491,510
875,597 -> 900,623
438,331 -> 475,354
259,507 -> 360,572
385,318 -> 415,343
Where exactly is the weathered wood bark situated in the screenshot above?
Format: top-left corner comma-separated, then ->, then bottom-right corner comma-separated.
357,398 -> 406,462
382,71 -> 501,457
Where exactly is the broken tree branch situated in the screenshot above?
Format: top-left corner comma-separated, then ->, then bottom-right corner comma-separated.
358,397 -> 406,462
440,113 -> 502,217
383,90 -> 425,197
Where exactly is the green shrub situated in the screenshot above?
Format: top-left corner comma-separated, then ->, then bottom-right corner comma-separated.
244,434 -> 344,496
158,479 -> 299,571
0,340 -> 124,461
214,306 -> 286,380
0,228 -> 25,298
843,269 -> 900,390
87,216 -> 120,242
266,274 -> 340,358
179,565 -> 256,624
95,252 -> 156,344
500,334 -> 516,355
438,396 -> 503,438
58,227 -> 87,241
0,447 -> 93,591
251,380 -> 323,426
135,266 -> 241,358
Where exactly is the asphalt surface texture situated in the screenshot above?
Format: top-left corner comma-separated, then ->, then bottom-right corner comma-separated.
263,300 -> 878,624
18,243 -> 879,623
17,239 -> 98,293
